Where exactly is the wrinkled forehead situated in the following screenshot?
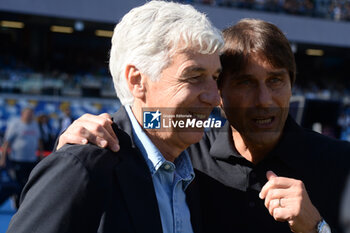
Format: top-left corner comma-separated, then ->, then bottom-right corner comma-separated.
163,52 -> 221,83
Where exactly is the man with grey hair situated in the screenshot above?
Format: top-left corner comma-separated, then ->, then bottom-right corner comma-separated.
6,1 -> 223,233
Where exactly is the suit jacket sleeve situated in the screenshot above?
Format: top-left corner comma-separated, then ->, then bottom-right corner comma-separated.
6,148 -> 105,233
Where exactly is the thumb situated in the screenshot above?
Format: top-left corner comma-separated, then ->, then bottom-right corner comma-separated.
259,171 -> 279,199
99,113 -> 113,121
266,170 -> 278,180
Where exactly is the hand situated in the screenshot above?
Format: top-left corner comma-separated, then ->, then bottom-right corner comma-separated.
259,171 -> 322,233
57,113 -> 120,152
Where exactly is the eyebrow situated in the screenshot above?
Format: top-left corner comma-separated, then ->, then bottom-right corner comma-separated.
181,66 -> 222,77
235,69 -> 288,79
234,74 -> 253,80
267,70 -> 288,76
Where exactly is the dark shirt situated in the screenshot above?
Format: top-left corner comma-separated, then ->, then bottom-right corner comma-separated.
188,116 -> 350,233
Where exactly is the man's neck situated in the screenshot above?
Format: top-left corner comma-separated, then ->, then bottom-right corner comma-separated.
146,133 -> 183,162
131,105 -> 183,162
231,129 -> 278,165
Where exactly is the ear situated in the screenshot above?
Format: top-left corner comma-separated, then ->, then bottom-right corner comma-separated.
218,96 -> 226,119
125,64 -> 146,100
218,89 -> 224,108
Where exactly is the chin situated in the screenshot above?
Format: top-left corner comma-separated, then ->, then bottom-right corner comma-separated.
179,131 -> 205,146
246,131 -> 281,147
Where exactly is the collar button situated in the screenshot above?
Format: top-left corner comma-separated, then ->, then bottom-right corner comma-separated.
163,164 -> 171,170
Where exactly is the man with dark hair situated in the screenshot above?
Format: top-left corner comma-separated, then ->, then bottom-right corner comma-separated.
189,19 -> 348,233
58,19 -> 350,233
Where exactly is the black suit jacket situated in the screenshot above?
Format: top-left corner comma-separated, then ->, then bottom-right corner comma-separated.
7,107 -> 201,233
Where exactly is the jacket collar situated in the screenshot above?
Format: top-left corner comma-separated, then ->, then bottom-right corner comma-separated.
111,106 -> 163,233
111,106 -> 137,148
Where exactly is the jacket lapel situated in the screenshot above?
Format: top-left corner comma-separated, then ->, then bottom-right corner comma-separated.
186,178 -> 203,233
112,107 -> 163,233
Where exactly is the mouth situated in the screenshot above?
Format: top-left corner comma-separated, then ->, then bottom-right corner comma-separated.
252,116 -> 275,128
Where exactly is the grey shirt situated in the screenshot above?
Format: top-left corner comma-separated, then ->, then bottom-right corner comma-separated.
4,118 -> 40,162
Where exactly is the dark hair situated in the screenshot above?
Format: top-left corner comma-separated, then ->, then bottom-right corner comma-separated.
218,19 -> 296,88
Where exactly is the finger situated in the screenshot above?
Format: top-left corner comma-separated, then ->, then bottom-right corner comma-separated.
260,177 -> 296,199
267,170 -> 278,180
78,126 -> 109,148
260,178 -> 275,199
62,130 -> 108,149
82,114 -> 119,152
79,113 -> 112,128
81,113 -> 111,124
58,121 -> 89,142
260,171 -> 278,199
264,188 -> 290,209
57,134 -> 88,150
60,113 -> 119,152
62,123 -> 108,148
268,199 -> 281,216
260,172 -> 277,199
95,117 -> 119,152
85,122 -> 119,151
272,207 -> 290,222
77,131 -> 108,149
98,113 -> 112,121
71,118 -> 117,149
80,113 -> 100,121
96,136 -> 108,148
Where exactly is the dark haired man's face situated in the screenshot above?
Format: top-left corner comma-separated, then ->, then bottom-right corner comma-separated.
220,55 -> 292,148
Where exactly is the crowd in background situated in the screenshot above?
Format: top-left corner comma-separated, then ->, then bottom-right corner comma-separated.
179,0 -> 350,21
0,96 -> 120,208
0,96 -> 120,142
1,66 -> 350,143
0,68 -> 350,103
0,68 -> 115,98
1,67 -> 350,101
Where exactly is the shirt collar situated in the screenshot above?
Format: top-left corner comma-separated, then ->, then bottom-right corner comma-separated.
125,105 -> 165,174
174,150 -> 195,189
209,121 -> 243,160
125,105 -> 195,185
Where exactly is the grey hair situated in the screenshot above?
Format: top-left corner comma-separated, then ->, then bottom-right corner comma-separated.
109,0 -> 224,105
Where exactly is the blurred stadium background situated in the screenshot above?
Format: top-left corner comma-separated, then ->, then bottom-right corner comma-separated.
0,0 -> 350,231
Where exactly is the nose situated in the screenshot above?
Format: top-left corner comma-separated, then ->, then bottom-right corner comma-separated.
199,79 -> 220,107
256,84 -> 273,108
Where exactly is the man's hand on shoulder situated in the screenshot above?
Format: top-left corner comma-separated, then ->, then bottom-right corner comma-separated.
57,113 -> 120,152
259,171 -> 322,233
